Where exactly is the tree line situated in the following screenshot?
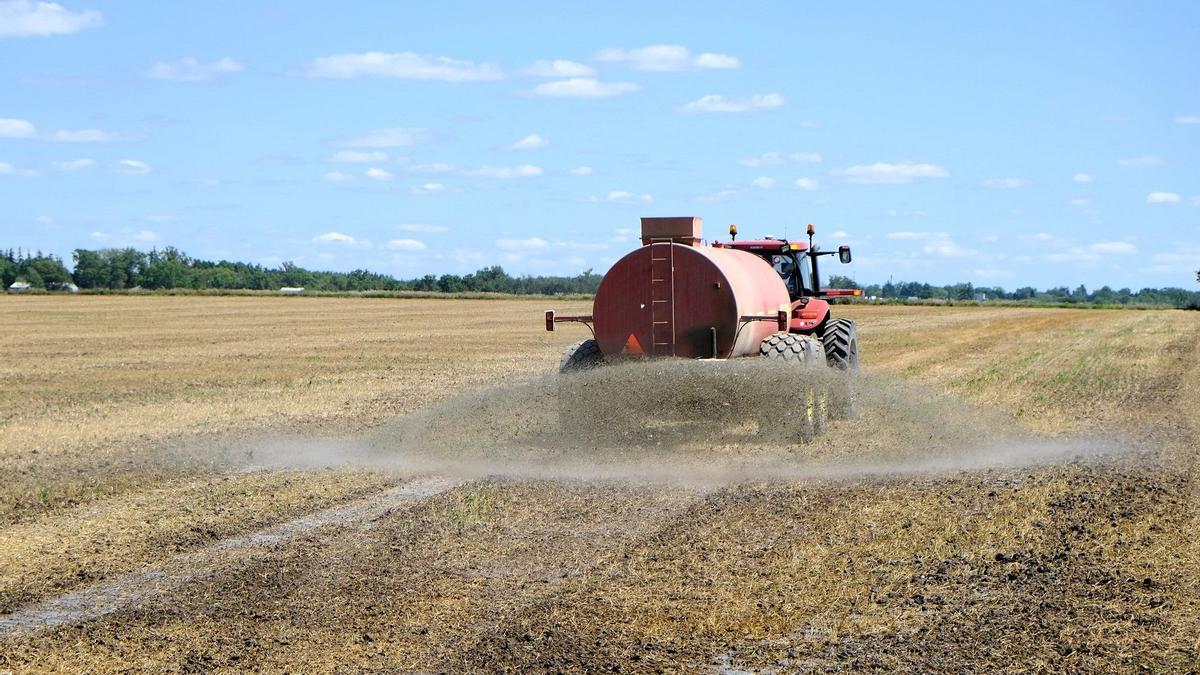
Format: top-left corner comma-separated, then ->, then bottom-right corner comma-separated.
2,247 -> 603,295
3,246 -> 1198,307
826,274 -> 1200,308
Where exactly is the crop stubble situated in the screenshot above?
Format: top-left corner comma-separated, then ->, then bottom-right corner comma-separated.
0,296 -> 1196,671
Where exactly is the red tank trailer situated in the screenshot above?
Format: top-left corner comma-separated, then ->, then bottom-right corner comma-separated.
546,216 -> 860,373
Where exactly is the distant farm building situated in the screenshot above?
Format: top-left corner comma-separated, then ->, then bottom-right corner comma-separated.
279,287 -> 305,295
7,281 -> 32,293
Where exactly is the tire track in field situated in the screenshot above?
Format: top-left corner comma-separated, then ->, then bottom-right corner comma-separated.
0,476 -> 461,639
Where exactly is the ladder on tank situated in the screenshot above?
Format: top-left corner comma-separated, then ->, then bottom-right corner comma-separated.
648,239 -> 676,356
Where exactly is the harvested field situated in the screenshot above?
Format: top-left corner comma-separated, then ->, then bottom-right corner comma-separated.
1,296 -> 1197,671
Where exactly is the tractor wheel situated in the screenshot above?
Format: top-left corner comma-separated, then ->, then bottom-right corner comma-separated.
759,332 -> 825,367
821,319 -> 859,372
559,338 -> 603,373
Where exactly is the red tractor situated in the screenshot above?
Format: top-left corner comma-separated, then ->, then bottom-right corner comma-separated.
546,216 -> 860,373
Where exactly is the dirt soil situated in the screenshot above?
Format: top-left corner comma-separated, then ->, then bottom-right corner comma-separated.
1,296 -> 1197,672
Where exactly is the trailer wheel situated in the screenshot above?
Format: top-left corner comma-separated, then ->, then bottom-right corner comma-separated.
822,319 -> 859,372
759,332 -> 824,367
559,338 -> 603,373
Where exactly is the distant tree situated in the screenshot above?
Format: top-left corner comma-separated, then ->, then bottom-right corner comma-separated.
436,274 -> 465,293
949,282 -> 975,301
72,249 -> 107,288
140,258 -> 192,289
0,257 -> 16,287
279,261 -> 313,288
25,256 -> 72,285
411,274 -> 434,291
826,274 -> 859,289
22,266 -> 44,288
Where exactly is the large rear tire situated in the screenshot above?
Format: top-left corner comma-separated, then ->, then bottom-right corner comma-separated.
822,319 -> 859,372
559,338 -> 603,374
821,318 -> 859,419
759,332 -> 825,367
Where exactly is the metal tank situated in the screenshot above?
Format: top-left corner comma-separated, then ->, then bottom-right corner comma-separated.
592,217 -> 790,359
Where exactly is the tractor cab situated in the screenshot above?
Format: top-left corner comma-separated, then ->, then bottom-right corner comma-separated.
714,235 -> 817,302
716,224 -> 855,303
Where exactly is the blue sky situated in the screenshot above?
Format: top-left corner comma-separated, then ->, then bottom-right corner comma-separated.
1,1 -> 1198,288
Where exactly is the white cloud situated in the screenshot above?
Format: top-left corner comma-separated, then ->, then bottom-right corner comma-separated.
0,0 -> 103,37
1149,250 -> 1200,269
406,162 -> 456,173
1045,241 -> 1138,264
568,166 -> 594,175
839,162 -> 949,184
981,177 -> 1031,189
607,190 -> 653,204
1068,198 -> 1090,207
116,159 -> 151,174
322,171 -> 354,183
889,232 -> 977,261
146,57 -> 243,82
926,239 -> 969,258
902,232 -> 971,258
696,188 -> 740,203
1173,116 -> 1200,124
681,93 -> 783,113
1073,172 -> 1094,183
306,51 -> 503,81
327,150 -> 388,163
751,177 -> 777,189
312,231 -> 357,245
1024,233 -> 1057,243
496,237 -> 549,251
521,59 -> 595,78
89,230 -> 108,241
410,182 -> 446,194
0,117 -> 36,137
793,177 -> 818,191
386,238 -> 426,251
1117,156 -> 1163,167
1090,241 -> 1136,254
505,133 -> 547,150
131,229 -> 159,242
1146,191 -> 1180,204
589,190 -> 653,204
887,231 -> 934,240
52,157 -> 93,170
47,128 -> 117,142
596,44 -> 740,71
0,160 -> 38,176
737,151 -> 822,167
529,78 -> 640,98
693,52 -> 741,69
464,164 -> 542,178
145,213 -> 176,223
397,223 -> 449,233
338,127 -> 435,148
738,151 -> 786,167
364,167 -> 392,181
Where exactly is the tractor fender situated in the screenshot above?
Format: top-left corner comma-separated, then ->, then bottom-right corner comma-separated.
789,298 -> 830,334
